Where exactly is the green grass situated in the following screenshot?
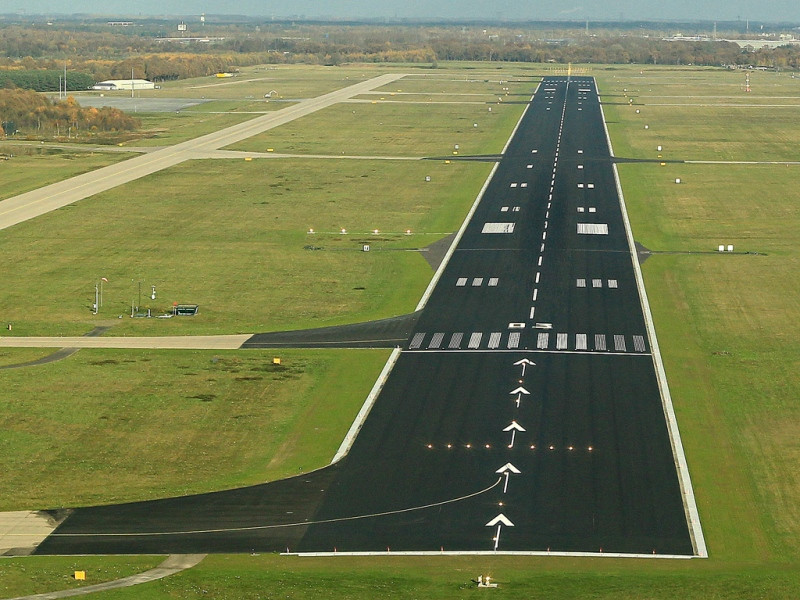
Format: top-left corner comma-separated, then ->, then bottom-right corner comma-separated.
227,98 -> 526,156
600,67 -> 800,162
129,111 -> 262,147
0,347 -> 55,366
615,163 -> 800,252
137,64 -> 405,100
42,555 -> 800,599
5,62 -> 800,599
0,157 -> 490,336
0,347 -> 389,510
0,149 -> 131,200
0,555 -> 161,598
596,66 -> 800,569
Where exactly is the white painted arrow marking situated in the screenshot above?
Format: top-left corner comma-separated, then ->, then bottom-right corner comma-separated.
486,513 -> 515,527
486,513 -> 515,551
503,421 -> 526,448
496,463 -> 521,493
509,385 -> 530,407
512,358 -> 536,377
496,462 -> 522,474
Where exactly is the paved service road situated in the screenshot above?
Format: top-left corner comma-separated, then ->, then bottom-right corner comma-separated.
36,77 -> 702,557
0,74 -> 405,232
0,335 -> 251,350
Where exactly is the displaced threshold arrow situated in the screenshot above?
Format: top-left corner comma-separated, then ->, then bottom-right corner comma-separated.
512,358 -> 536,376
509,386 -> 530,408
495,462 -> 521,493
486,513 -> 515,551
503,420 -> 526,448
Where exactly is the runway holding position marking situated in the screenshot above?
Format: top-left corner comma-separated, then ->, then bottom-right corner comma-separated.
36,77 -> 701,557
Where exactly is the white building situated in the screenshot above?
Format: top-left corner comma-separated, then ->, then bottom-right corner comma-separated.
91,79 -> 155,91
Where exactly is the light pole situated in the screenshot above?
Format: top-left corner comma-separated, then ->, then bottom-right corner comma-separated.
100,277 -> 107,308
93,283 -> 99,315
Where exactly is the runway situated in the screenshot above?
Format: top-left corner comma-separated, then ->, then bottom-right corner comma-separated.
36,77 -> 702,557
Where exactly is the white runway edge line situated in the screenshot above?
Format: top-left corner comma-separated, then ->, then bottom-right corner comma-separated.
414,83 -> 539,313
292,550 -> 693,559
332,347 -> 401,464
599,83 -> 707,558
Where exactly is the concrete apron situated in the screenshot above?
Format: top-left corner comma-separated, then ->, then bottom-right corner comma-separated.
0,511 -> 57,556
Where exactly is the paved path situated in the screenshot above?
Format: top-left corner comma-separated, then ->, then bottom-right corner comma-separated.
0,73 -> 405,233
0,335 -> 251,350
3,554 -> 205,600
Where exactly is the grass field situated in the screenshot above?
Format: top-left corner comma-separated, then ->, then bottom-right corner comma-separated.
2,63 -> 800,599
59,555 -> 800,599
0,148 -> 130,200
0,157 -> 491,337
0,347 -> 389,510
130,110 -> 265,147
601,68 -> 800,161
227,96 -> 525,156
0,556 -> 161,598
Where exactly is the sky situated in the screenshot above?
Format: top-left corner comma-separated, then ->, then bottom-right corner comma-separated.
2,0 -> 799,23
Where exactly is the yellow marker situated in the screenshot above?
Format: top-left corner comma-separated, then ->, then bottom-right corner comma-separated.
244,157 -> 252,161
273,357 -> 281,365
445,160 -> 451,164
660,162 -> 666,166
74,571 -> 86,581
267,148 -> 274,152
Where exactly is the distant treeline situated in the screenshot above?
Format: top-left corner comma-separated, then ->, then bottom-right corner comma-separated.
0,89 -> 139,139
0,69 -> 94,92
1,23 -> 799,79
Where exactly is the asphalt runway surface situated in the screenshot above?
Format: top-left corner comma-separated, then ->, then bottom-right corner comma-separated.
37,77 -> 695,556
